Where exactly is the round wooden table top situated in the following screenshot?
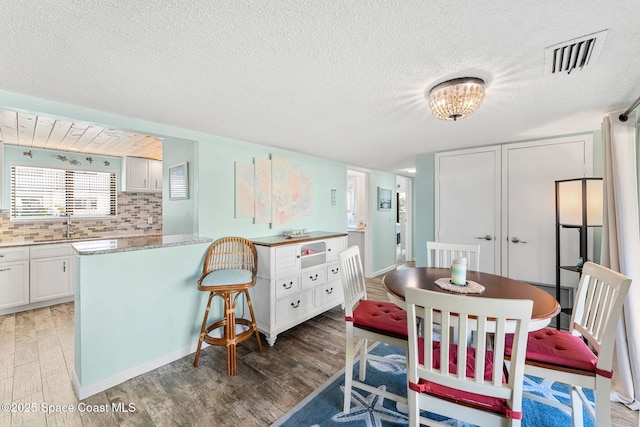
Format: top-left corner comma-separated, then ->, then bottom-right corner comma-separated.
383,267 -> 561,327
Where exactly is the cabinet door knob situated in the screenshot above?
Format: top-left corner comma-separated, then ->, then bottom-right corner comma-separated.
63,261 -> 67,272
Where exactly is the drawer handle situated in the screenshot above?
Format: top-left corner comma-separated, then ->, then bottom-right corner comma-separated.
63,261 -> 66,273
309,274 -> 318,281
0,267 -> 10,272
282,281 -> 293,290
325,287 -> 334,294
0,254 -> 4,257
331,268 -> 339,274
290,300 -> 301,309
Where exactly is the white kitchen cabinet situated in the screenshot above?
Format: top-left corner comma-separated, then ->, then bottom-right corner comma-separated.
0,247 -> 30,310
122,156 -> 162,193
251,232 -> 347,346
29,243 -> 74,303
149,159 -> 163,191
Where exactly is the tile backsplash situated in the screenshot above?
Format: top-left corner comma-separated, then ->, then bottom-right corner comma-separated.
0,192 -> 162,244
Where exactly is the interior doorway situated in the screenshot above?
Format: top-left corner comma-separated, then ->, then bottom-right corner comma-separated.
396,175 -> 412,265
346,169 -> 370,275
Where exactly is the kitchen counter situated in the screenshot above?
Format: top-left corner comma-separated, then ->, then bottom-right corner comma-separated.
72,234 -> 212,255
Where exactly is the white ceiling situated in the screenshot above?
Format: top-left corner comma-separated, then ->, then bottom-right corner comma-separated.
2,1 -> 640,176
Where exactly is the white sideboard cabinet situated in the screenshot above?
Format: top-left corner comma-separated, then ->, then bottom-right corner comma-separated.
251,232 -> 347,346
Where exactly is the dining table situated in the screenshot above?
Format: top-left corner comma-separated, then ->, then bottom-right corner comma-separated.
383,267 -> 561,332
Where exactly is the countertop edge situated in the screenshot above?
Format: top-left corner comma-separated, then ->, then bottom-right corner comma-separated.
72,234 -> 213,255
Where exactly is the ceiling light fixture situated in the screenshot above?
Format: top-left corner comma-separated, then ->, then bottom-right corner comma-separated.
427,77 -> 485,121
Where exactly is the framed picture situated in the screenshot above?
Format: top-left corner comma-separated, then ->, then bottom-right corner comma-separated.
169,161 -> 189,200
378,187 -> 392,210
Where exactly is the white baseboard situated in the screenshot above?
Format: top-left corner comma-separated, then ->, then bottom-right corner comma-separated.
72,341 -> 207,400
368,264 -> 397,278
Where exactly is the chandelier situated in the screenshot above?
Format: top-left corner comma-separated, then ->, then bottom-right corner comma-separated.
428,77 -> 485,121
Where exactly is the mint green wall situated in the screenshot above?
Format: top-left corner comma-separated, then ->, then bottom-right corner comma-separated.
3,145 -> 121,208
413,131 -> 604,267
413,152 -> 436,267
196,137 -> 347,240
162,137 -> 198,235
0,90 -> 347,239
74,243 -> 210,386
368,170 -> 398,274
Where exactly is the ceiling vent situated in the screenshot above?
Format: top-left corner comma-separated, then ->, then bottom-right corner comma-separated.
545,30 -> 608,75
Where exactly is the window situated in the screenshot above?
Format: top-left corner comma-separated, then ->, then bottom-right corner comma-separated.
11,166 -> 117,219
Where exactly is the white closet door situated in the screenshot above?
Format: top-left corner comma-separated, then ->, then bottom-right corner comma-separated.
435,146 -> 501,274
502,136 -> 593,285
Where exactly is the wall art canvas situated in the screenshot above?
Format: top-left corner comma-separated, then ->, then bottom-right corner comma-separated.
271,155 -> 313,226
235,162 -> 255,218
254,158 -> 272,224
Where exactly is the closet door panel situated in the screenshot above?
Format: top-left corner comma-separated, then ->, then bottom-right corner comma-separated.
502,137 -> 593,285
435,146 -> 501,274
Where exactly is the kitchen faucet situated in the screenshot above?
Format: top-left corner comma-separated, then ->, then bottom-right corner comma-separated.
65,214 -> 74,239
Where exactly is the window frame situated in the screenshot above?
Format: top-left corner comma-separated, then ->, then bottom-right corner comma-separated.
10,164 -> 118,221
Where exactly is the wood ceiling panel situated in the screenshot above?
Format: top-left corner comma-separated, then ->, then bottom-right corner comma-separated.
0,111 -> 18,145
0,110 -> 162,160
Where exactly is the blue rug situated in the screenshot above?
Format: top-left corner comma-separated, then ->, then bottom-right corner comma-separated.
273,343 -> 595,427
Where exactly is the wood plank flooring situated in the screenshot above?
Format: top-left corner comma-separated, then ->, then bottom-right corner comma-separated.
0,267 -> 637,426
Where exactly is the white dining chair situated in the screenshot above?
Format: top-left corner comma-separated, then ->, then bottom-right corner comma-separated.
405,287 -> 532,427
338,246 -> 408,413
426,241 -> 480,271
505,261 -> 632,427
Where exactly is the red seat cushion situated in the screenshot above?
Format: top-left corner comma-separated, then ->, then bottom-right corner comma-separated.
351,300 -> 408,338
505,328 -> 598,373
413,339 -> 517,418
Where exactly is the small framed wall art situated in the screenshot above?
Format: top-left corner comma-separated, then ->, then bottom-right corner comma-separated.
378,187 -> 392,210
169,161 -> 189,200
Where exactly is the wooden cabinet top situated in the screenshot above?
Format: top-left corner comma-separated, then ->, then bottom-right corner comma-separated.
251,231 -> 347,247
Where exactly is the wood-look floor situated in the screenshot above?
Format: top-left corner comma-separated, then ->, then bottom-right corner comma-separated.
0,268 -> 637,426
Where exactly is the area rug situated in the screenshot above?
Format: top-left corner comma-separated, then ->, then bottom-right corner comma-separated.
272,343 -> 595,427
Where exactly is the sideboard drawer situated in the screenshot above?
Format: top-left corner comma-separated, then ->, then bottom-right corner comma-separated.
301,268 -> 327,290
326,263 -> 341,280
275,290 -> 314,325
275,275 -> 300,299
314,282 -> 342,308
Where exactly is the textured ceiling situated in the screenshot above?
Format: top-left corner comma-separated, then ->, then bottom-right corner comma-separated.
2,1 -> 640,176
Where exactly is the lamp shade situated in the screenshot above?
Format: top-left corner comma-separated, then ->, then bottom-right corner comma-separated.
557,178 -> 603,226
428,77 -> 485,121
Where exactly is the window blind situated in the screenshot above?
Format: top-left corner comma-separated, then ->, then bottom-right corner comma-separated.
11,166 -> 117,219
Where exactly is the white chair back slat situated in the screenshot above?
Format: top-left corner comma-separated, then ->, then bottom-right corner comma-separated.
569,262 -> 632,369
426,241 -> 481,271
406,287 -> 533,415
338,246 -> 367,318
